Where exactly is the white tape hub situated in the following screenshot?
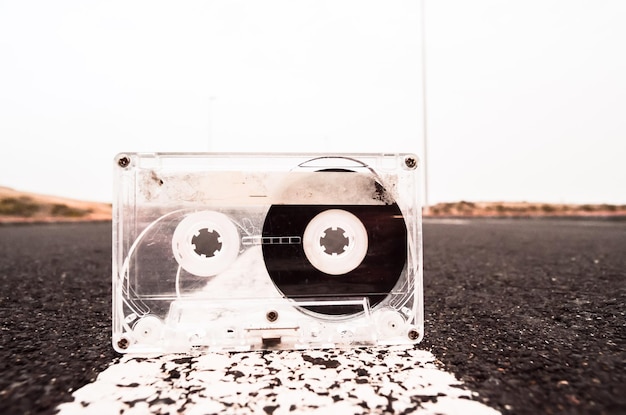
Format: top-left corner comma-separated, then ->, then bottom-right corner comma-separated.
172,211 -> 240,277
303,209 -> 368,275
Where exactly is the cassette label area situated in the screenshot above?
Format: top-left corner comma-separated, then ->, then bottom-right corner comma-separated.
112,153 -> 423,353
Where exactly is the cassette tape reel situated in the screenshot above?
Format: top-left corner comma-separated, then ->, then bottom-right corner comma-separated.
113,153 -> 423,353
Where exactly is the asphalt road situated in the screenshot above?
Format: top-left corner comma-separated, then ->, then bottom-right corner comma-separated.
0,219 -> 624,414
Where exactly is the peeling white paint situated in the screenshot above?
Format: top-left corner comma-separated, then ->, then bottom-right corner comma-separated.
57,347 -> 500,415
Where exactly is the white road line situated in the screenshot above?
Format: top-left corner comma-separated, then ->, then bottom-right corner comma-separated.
57,347 -> 500,415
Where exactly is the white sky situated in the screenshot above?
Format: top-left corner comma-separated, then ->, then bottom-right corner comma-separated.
1,0 -> 625,205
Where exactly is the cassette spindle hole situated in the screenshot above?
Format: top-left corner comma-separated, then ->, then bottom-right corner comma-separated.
192,228 -> 222,258
320,227 -> 349,256
172,211 -> 241,277
302,209 -> 369,276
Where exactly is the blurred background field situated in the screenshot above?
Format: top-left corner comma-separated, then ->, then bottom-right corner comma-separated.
0,186 -> 111,223
2,185 -> 624,224
427,200 -> 626,218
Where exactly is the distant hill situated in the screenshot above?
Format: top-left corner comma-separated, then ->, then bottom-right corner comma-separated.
0,186 -> 111,223
425,200 -> 626,218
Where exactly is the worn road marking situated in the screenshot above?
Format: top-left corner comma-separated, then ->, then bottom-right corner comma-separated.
57,347 -> 500,415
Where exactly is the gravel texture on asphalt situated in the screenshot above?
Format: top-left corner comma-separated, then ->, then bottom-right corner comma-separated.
0,223 -> 116,415
0,219 -> 624,414
421,218 -> 626,415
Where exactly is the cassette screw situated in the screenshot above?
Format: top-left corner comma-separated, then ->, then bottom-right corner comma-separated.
405,156 -> 417,169
117,337 -> 129,350
117,155 -> 130,168
408,329 -> 420,341
266,310 -> 278,323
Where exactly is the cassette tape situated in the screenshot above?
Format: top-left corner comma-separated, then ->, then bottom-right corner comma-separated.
112,153 -> 423,353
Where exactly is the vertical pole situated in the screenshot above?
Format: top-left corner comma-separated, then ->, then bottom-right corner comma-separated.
208,96 -> 215,152
420,0 -> 430,214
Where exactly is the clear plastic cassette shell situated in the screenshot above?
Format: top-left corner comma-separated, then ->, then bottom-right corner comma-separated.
113,153 -> 423,353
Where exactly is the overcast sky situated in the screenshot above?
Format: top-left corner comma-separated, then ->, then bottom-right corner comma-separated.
1,0 -> 625,205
